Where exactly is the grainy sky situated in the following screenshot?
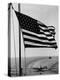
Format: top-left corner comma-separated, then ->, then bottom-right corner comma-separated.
21,4 -> 58,57
11,3 -> 58,58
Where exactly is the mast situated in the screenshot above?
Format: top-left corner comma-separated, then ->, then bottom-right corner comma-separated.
18,3 -> 22,76
8,3 -> 12,76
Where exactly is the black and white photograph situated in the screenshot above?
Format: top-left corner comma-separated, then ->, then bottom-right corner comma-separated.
8,3 -> 59,77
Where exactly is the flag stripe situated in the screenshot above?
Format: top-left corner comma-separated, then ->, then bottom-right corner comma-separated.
39,25 -> 55,38
22,29 -> 55,41
39,27 -> 54,33
23,34 -> 56,43
22,29 -> 46,37
25,44 -> 49,48
39,27 -> 49,32
49,29 -> 55,31
40,30 -> 52,36
24,38 -> 56,45
37,21 -> 47,28
22,29 -> 54,39
24,41 -> 56,47
25,44 -> 57,48
22,31 -> 55,41
39,25 -> 55,34
24,41 -> 49,46
48,26 -> 55,29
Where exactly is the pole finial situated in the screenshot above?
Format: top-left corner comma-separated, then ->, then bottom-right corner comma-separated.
8,3 -> 14,10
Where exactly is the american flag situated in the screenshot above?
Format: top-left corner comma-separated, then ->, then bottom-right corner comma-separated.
15,11 -> 57,49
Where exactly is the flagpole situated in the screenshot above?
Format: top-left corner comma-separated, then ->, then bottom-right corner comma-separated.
12,4 -> 18,76
18,3 -> 22,76
18,3 -> 27,75
8,3 -> 11,76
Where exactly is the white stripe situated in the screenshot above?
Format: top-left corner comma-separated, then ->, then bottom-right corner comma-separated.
39,26 -> 54,37
39,25 -> 55,31
22,29 -> 46,37
24,41 -> 50,46
40,29 -> 51,35
22,29 -> 54,39
39,25 -> 55,34
37,21 -> 45,26
23,35 -> 55,43
50,31 -> 54,32
39,25 -> 47,30
48,27 -> 55,29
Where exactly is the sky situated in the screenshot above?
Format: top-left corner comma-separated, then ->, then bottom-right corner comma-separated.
10,3 -> 59,58
21,4 -> 59,57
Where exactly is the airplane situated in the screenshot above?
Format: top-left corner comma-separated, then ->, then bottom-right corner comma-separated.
32,65 -> 48,72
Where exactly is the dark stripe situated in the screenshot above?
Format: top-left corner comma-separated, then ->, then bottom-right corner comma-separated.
24,38 -> 56,45
49,29 -> 55,31
50,32 -> 55,34
25,44 -> 57,49
37,21 -> 48,28
51,32 -> 55,35
25,44 -> 49,48
39,24 -> 47,28
40,27 -> 55,34
40,27 -> 52,32
48,26 -> 55,29
40,27 -> 55,36
22,32 -> 55,41
40,32 -> 52,36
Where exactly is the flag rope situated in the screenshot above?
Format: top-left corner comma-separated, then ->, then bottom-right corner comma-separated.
21,29 -> 27,75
